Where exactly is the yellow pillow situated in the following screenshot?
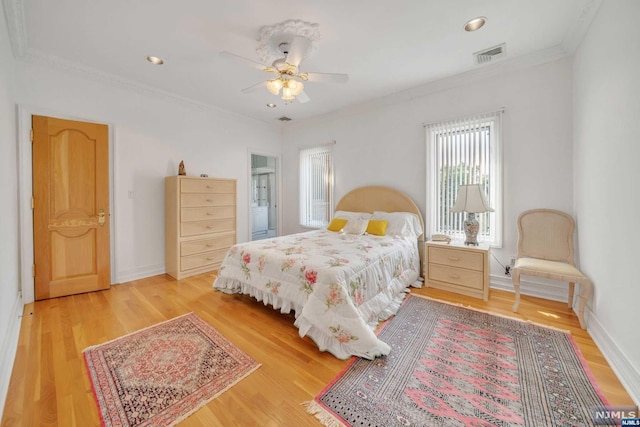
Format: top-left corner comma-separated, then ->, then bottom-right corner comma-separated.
366,220 -> 388,236
327,217 -> 348,232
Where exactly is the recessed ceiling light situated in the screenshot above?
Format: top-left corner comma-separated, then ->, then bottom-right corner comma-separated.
266,103 -> 276,108
464,16 -> 487,32
146,56 -> 164,65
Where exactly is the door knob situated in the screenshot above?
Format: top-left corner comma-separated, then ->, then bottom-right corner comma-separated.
98,209 -> 106,226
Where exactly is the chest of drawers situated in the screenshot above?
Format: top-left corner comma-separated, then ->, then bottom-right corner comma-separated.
425,241 -> 490,300
165,176 -> 236,280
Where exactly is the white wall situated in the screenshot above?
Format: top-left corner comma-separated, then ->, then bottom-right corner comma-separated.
573,0 -> 640,404
281,57 -> 575,286
14,58 -> 282,286
0,1 -> 24,419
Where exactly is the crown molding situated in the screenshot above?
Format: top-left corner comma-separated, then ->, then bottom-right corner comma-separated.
285,45 -> 570,129
19,49 -> 278,129
3,0 -> 276,128
2,0 -> 27,57
561,0 -> 604,54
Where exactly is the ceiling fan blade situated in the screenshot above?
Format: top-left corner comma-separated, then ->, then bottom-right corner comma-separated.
296,91 -> 311,104
304,72 -> 349,84
219,51 -> 270,72
240,81 -> 266,94
285,36 -> 312,67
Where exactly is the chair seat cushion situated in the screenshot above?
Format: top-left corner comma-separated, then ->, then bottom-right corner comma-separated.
515,257 -> 586,281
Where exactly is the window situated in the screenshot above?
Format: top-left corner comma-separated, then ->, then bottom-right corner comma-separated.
299,144 -> 334,228
425,110 -> 503,246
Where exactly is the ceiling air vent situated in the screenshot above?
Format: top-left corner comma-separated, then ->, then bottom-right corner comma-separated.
278,116 -> 292,122
474,43 -> 506,65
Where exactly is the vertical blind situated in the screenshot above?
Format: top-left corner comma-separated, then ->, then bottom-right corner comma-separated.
425,110 -> 503,246
300,144 -> 333,228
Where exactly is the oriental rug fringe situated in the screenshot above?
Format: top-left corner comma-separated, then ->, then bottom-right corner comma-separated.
84,312 -> 259,426
306,295 -> 609,426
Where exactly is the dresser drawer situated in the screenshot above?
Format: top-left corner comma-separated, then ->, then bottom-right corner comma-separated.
428,246 -> 484,271
181,193 -> 235,208
181,178 -> 235,194
181,235 -> 235,256
181,218 -> 235,237
181,206 -> 235,222
428,264 -> 484,290
181,248 -> 228,271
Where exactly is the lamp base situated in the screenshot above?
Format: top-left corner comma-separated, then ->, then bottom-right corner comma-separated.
463,213 -> 480,246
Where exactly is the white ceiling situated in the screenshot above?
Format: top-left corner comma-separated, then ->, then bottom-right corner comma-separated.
6,0 -> 600,124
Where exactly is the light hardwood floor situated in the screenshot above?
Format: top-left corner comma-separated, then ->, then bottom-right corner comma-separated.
1,272 -> 635,426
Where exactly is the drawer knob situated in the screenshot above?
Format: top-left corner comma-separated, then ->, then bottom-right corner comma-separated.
207,212 -> 213,216
206,244 -> 213,247
448,273 -> 460,279
207,257 -> 214,261
448,256 -> 461,261
206,199 -> 213,202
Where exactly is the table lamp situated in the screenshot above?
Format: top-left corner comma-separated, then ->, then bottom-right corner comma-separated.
451,184 -> 494,245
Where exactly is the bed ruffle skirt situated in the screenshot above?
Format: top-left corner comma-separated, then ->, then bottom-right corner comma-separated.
213,276 -> 421,360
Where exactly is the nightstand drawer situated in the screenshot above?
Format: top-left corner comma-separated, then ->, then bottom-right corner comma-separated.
428,264 -> 484,290
424,241 -> 490,300
428,246 -> 484,271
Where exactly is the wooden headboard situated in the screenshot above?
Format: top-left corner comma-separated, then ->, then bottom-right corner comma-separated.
335,185 -> 424,235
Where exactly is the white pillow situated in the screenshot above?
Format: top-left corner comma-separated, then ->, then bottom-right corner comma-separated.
343,219 -> 369,235
372,211 -> 423,237
333,210 -> 373,221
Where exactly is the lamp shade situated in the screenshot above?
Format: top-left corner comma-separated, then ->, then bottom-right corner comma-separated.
266,79 -> 283,95
451,184 -> 494,213
287,79 -> 304,95
281,86 -> 295,100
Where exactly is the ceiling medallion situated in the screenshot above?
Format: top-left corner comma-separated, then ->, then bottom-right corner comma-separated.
256,19 -> 320,65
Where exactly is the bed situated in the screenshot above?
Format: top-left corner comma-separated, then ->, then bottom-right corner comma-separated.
213,186 -> 425,359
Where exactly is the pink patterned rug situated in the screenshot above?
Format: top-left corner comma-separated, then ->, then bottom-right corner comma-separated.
306,295 -> 609,426
83,313 -> 260,426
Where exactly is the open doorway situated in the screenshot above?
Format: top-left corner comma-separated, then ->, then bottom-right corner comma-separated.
250,153 -> 279,241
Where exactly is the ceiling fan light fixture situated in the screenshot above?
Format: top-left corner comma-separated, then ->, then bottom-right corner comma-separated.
281,87 -> 295,101
272,58 -> 288,72
464,16 -> 487,32
266,79 -> 283,95
288,80 -> 304,96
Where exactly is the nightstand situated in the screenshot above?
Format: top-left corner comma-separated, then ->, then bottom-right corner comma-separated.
425,241 -> 490,301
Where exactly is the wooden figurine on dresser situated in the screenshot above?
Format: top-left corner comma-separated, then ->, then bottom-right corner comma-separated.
165,175 -> 236,279
178,160 -> 186,176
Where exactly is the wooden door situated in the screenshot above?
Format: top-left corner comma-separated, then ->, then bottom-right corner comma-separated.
32,115 -> 111,300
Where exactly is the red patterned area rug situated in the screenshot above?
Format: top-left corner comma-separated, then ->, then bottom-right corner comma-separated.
306,295 -> 609,426
84,312 -> 260,427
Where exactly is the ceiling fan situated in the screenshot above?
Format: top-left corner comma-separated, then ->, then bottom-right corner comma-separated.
220,35 -> 349,104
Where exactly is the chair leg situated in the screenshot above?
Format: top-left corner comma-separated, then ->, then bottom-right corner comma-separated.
568,282 -> 575,309
576,278 -> 593,330
512,268 -> 521,312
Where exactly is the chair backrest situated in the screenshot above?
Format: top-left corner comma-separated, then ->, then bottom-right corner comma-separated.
516,209 -> 575,265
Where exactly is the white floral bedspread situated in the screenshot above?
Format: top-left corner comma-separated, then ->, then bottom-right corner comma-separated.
212,230 -> 422,359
